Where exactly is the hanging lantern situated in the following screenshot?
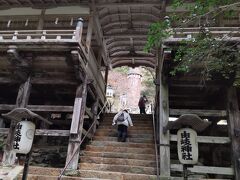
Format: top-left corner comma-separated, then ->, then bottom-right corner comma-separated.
13,121 -> 36,154
177,128 -> 198,165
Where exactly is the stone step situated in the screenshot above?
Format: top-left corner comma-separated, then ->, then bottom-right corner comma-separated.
80,163 -> 156,175
85,145 -> 155,154
103,114 -> 152,119
102,118 -> 153,122
101,121 -> 153,125
91,141 -> 154,148
100,124 -> 153,128
79,169 -> 157,180
93,136 -> 154,143
94,132 -> 153,138
80,156 -> 156,167
98,126 -> 153,130
19,174 -> 110,180
28,166 -> 61,176
82,151 -> 155,161
96,128 -> 153,134
25,166 -> 112,180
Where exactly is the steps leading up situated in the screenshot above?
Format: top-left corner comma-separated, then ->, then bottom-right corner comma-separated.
82,151 -> 156,161
80,156 -> 156,167
93,136 -> 154,143
80,163 -> 156,175
79,170 -> 157,180
91,140 -> 154,148
20,166 -> 112,180
79,113 -> 157,179
21,113 -> 157,180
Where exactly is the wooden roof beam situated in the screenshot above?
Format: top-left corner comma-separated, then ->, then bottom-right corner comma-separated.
111,60 -> 155,68
111,57 -> 155,63
7,46 -> 32,81
1,0 -> 11,5
109,46 -> 149,55
102,21 -> 152,31
104,33 -> 147,38
100,13 -> 159,24
95,2 -> 162,8
91,1 -> 109,67
106,39 -> 147,47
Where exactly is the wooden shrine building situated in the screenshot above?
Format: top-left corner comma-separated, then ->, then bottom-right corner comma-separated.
0,0 -> 238,179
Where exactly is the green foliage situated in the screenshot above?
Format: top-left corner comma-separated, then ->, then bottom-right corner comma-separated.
141,67 -> 155,102
145,0 -> 240,86
144,21 -> 171,52
170,32 -> 240,85
172,0 -> 238,16
113,66 -> 130,74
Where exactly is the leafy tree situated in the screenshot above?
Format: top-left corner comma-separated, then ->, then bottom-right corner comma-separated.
113,66 -> 129,74
145,0 -> 240,86
141,67 -> 155,102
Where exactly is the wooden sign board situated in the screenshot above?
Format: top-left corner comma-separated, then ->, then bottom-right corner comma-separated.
177,128 -> 198,164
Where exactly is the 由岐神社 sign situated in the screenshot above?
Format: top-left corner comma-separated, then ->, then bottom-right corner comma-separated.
177,128 -> 198,164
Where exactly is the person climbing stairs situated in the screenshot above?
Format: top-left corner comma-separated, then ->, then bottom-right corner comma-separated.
79,113 -> 157,180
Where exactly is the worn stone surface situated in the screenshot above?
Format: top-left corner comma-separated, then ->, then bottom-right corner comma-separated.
79,170 -> 157,180
80,162 -> 156,175
20,114 -> 157,180
85,145 -> 155,154
93,136 -> 154,143
81,156 -> 156,166
79,114 -> 157,179
30,147 -> 67,167
91,141 -> 154,148
82,151 -> 155,161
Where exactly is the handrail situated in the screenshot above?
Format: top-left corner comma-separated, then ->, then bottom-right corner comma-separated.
58,100 -> 110,179
152,103 -> 160,180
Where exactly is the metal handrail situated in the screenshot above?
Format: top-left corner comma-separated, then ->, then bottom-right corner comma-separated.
152,103 -> 160,180
58,100 -> 110,179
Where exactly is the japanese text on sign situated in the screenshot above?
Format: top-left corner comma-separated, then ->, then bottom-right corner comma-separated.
13,123 -> 22,150
181,131 -> 193,160
177,128 -> 198,164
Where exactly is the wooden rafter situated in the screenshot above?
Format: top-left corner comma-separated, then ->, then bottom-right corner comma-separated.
95,2 -> 162,8
91,0 -> 109,66
100,13 -> 159,24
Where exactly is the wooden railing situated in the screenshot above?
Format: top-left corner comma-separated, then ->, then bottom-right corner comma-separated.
165,27 -> 240,43
0,30 -> 76,41
0,19 -> 106,104
58,100 -> 111,179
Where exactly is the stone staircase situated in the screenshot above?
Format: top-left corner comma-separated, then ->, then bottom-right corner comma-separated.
79,113 -> 157,180
19,113 -> 157,180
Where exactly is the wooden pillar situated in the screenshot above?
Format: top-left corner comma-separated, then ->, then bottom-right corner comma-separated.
2,77 -> 31,166
86,15 -> 93,53
66,78 -> 88,170
104,66 -> 109,93
75,18 -> 84,43
37,9 -> 45,30
157,45 -> 170,177
97,48 -> 103,67
227,87 -> 240,179
159,73 -> 170,177
90,98 -> 99,136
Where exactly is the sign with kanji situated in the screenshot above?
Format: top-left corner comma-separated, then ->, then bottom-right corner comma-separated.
13,121 -> 35,154
13,123 -> 22,150
177,128 -> 198,164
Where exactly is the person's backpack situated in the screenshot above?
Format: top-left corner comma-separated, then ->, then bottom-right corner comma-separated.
117,112 -> 125,122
